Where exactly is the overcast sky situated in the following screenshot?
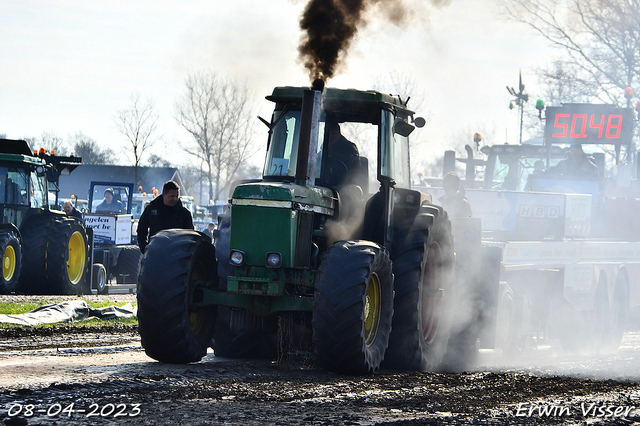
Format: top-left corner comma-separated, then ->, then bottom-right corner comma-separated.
0,0 -> 555,170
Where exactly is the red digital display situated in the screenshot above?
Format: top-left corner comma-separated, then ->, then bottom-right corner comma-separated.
544,105 -> 634,145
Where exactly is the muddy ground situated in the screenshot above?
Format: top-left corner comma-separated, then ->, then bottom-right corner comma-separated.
1,296 -> 640,425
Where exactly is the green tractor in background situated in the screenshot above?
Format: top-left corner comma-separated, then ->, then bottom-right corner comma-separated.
137,84 -> 461,374
0,139 -> 90,295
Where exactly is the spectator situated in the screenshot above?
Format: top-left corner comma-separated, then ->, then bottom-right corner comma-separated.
63,201 -> 83,221
439,172 -> 472,218
137,181 -> 194,254
203,222 -> 215,240
96,188 -> 124,213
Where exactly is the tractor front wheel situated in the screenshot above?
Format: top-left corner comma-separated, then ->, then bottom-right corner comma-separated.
312,240 -> 394,375
137,229 -> 217,363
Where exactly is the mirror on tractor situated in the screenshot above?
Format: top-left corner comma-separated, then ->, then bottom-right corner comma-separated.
413,117 -> 426,128
393,118 -> 415,137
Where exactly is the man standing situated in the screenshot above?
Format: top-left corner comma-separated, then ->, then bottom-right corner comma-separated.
137,181 -> 194,254
203,222 -> 216,240
439,172 -> 472,218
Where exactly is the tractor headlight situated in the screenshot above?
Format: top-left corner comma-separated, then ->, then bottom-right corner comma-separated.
229,250 -> 245,266
265,252 -> 282,268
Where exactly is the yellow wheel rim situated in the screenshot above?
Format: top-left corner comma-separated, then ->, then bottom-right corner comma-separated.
67,231 -> 86,284
3,244 -> 16,282
364,272 -> 382,347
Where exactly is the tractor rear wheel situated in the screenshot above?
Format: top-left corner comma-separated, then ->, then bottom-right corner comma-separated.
114,246 -> 142,284
18,214 -> 88,295
383,208 -> 455,371
137,229 -> 217,363
312,240 -> 394,375
47,218 -> 88,295
0,230 -> 21,294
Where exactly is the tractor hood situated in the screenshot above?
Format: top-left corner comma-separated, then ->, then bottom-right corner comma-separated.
232,181 -> 335,216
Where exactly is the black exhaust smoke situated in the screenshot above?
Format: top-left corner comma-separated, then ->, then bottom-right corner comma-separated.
298,0 -> 452,83
298,0 -> 366,82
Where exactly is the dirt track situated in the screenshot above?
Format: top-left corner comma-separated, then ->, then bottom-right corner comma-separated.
1,296 -> 640,425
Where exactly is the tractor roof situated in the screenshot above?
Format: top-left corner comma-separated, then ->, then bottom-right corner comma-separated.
267,86 -> 414,115
0,139 -> 46,166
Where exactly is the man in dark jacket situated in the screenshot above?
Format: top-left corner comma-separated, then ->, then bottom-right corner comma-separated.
439,172 -> 472,218
137,180 -> 193,254
63,200 -> 83,221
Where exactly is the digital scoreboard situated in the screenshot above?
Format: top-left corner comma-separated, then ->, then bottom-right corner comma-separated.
544,104 -> 634,145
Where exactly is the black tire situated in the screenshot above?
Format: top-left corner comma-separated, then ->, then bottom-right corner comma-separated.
312,240 -> 394,375
114,246 -> 142,284
0,230 -> 21,294
47,218 -> 89,295
609,273 -> 629,350
494,284 -> 518,355
16,213 -> 55,294
383,207 -> 455,371
137,229 -> 217,363
92,263 -> 108,294
18,214 -> 89,295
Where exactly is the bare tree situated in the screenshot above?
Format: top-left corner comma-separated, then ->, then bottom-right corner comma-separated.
174,71 -> 256,201
68,132 -> 115,165
147,153 -> 172,168
115,93 -> 160,188
503,0 -> 640,105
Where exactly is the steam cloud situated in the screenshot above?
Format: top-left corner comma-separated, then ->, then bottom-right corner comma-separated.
298,0 -> 452,82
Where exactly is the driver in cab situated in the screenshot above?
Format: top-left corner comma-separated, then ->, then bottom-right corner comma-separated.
548,143 -> 598,178
324,121 -> 360,187
96,188 -> 125,213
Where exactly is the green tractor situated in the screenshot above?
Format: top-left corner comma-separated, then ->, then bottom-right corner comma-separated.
0,139 -> 90,295
137,84 -> 458,374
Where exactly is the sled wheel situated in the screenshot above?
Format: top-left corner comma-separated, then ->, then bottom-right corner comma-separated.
0,231 -> 21,294
115,246 -> 142,284
93,263 -> 108,294
137,229 -> 217,363
609,272 -> 629,350
312,240 -> 394,375
383,208 -> 455,371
